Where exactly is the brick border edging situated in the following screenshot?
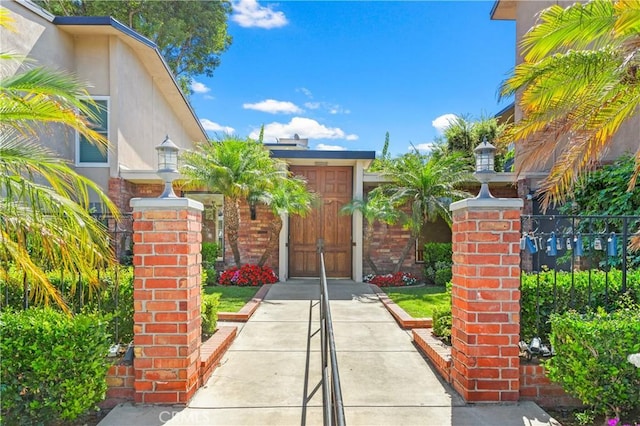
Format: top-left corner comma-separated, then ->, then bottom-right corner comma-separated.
200,326 -> 237,386
217,284 -> 272,322
413,328 -> 452,383
369,284 -> 433,329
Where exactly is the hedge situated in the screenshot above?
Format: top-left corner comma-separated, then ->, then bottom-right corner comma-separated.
520,269 -> 640,341
547,307 -> 640,420
0,309 -> 111,424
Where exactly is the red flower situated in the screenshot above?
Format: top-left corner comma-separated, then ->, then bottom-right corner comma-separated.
218,264 -> 278,286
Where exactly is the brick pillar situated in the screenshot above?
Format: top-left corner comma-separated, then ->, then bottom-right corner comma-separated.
130,197 -> 203,404
449,197 -> 523,402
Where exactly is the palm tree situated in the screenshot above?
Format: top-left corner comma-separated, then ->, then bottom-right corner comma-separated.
340,195 -> 399,275
372,150 -> 473,272
256,175 -> 314,267
1,10 -> 118,311
180,136 -> 280,266
443,114 -> 507,170
500,0 -> 640,211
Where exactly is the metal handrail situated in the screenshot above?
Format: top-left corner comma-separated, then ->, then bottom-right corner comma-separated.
318,240 -> 346,426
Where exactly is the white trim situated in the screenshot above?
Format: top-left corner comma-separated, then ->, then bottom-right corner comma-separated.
450,197 -> 524,212
15,0 -> 55,22
75,96 -> 110,167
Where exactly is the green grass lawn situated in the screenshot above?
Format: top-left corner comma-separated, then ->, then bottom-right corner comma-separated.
383,285 -> 450,318
203,286 -> 260,312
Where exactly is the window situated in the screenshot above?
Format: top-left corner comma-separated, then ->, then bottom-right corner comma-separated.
76,97 -> 109,166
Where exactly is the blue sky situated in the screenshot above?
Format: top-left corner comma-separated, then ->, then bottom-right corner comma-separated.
188,0 -> 515,156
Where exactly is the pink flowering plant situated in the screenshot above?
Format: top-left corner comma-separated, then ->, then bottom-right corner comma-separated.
218,264 -> 278,286
363,272 -> 418,287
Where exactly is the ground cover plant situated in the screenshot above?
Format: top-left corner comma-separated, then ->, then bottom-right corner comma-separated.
382,285 -> 449,318
204,285 -> 259,313
364,272 -> 418,287
218,264 -> 278,286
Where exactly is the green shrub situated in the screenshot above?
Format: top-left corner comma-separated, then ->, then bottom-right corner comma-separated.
201,293 -> 220,335
520,269 -> 640,342
202,242 -> 220,266
0,308 -> 111,424
203,267 -> 218,286
432,306 -> 452,344
423,243 -> 452,285
1,266 -> 135,343
546,308 -> 640,420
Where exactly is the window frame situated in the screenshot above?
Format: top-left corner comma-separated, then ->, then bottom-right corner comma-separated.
75,96 -> 110,167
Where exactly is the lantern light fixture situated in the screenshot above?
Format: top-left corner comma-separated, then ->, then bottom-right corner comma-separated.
155,135 -> 180,198
473,137 -> 497,199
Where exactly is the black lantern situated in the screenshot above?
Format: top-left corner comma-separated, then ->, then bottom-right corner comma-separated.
473,137 -> 496,199
155,135 -> 180,198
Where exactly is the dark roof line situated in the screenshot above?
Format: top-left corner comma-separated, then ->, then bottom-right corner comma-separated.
52,15 -> 207,139
489,0 -> 501,19
270,150 -> 376,160
494,102 -> 514,119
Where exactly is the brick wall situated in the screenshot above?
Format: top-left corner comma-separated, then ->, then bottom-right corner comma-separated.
449,198 -> 523,403
101,364 -> 135,409
519,362 -> 582,408
130,199 -> 203,404
222,200 -> 280,275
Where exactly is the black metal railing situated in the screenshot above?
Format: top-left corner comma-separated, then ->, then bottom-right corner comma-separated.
519,214 -> 640,343
318,239 -> 346,426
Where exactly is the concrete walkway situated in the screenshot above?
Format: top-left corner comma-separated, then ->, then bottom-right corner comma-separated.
99,280 -> 560,426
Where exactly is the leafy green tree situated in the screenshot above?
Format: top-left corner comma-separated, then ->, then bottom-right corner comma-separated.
180,136 -> 280,266
372,150 -> 473,272
256,175 -> 314,267
500,0 -> 640,211
0,10 -> 119,312
340,195 -> 399,274
36,0 -> 232,94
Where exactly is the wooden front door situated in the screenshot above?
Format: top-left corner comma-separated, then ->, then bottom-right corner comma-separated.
289,166 -> 353,278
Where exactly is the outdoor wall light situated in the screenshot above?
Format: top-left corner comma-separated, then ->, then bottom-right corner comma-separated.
473,137 -> 496,199
156,135 -> 180,198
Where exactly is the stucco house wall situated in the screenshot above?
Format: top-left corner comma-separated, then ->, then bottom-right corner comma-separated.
4,0 -> 207,209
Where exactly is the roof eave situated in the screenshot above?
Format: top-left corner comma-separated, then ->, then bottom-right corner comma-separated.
52,15 -> 208,141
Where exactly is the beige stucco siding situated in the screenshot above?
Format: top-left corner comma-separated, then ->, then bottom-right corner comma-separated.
110,37 -> 195,172
4,0 -> 204,195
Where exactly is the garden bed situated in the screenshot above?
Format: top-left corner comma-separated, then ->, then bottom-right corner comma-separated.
215,284 -> 271,322
370,284 -> 432,329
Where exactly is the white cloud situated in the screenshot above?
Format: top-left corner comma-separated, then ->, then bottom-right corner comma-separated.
316,144 -> 347,151
412,143 -> 437,153
248,117 -> 357,142
203,94 -> 215,100
191,79 -> 210,94
200,119 -> 235,134
243,99 -> 302,114
297,87 -> 313,98
232,0 -> 288,29
432,113 -> 458,134
303,101 -> 349,115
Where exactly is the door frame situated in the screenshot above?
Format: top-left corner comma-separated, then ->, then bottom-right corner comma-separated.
276,159 -> 368,282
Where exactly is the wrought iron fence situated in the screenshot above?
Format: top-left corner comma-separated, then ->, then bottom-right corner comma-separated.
318,239 -> 346,426
519,214 -> 640,345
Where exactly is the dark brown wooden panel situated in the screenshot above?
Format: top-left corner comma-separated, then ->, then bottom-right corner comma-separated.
289,166 -> 352,278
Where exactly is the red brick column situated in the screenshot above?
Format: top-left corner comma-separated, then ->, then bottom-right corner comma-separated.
449,198 -> 523,402
130,197 -> 204,405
